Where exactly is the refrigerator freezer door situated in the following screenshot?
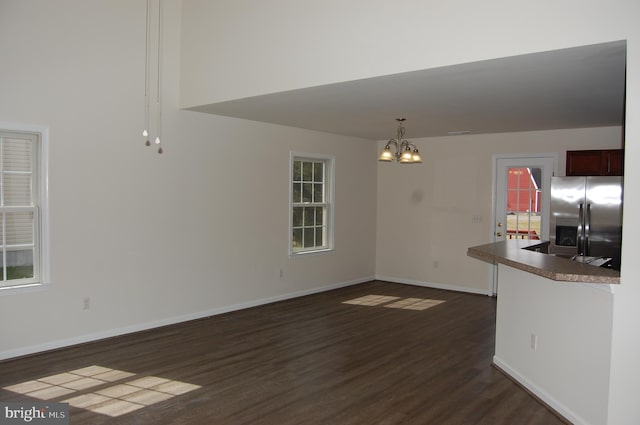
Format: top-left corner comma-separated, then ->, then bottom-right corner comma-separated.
585,176 -> 623,269
550,177 -> 586,257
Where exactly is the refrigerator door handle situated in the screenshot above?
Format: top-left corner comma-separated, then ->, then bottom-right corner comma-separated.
585,203 -> 591,256
578,203 -> 584,255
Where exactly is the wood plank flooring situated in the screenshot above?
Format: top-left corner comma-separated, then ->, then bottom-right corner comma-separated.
0,281 -> 567,424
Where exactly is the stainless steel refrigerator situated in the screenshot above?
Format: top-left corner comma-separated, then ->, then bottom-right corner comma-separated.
549,176 -> 623,270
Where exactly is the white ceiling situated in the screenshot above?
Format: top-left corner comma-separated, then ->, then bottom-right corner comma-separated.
188,41 -> 626,141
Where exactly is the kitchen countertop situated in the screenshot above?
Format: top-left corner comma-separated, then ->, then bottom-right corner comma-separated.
467,240 -> 620,284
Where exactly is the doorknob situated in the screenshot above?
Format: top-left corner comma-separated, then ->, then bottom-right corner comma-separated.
497,222 -> 503,227
496,232 -> 503,237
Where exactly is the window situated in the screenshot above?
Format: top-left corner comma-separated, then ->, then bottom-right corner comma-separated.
290,153 -> 334,255
0,125 -> 48,291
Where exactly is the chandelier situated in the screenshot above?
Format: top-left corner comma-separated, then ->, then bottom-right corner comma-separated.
378,118 -> 422,163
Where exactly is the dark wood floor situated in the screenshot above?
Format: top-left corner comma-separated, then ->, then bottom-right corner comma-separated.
0,281 -> 566,424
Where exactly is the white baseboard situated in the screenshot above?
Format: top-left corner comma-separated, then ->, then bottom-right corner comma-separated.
0,276 -> 373,362
493,355 -> 588,425
375,275 -> 492,296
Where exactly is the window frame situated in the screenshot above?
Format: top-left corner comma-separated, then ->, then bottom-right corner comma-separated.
289,152 -> 335,256
0,123 -> 50,294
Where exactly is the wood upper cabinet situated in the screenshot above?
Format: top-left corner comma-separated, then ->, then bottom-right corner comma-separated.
566,149 -> 624,176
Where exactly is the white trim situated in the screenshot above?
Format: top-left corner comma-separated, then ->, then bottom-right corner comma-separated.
40,126 -> 50,285
0,276 -> 374,361
491,152 -> 559,168
375,275 -> 492,296
290,247 -> 333,257
0,276 -> 498,360
0,282 -> 50,296
493,355 -> 587,425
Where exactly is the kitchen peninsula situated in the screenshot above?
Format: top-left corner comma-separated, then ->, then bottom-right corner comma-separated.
468,239 -> 617,425
468,239 -> 620,284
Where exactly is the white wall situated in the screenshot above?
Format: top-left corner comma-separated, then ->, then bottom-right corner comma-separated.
609,38 -> 640,425
0,1 -> 377,358
180,0 -> 631,109
376,126 -> 622,293
2,0 -> 640,422
495,264 -> 613,425
179,1 -> 640,423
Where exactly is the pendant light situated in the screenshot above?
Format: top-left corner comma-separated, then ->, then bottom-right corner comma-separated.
142,0 -> 163,154
378,118 -> 422,164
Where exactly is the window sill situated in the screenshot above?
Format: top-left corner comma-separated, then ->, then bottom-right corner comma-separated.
290,248 -> 334,258
0,282 -> 49,296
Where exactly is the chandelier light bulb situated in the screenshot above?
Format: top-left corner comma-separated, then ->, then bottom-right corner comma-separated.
400,149 -> 414,163
378,147 -> 394,162
155,136 -> 161,145
143,129 -> 151,146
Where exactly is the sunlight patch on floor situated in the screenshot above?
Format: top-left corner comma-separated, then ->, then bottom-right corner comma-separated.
342,294 -> 400,306
384,297 -> 445,310
2,365 -> 200,418
342,295 -> 445,310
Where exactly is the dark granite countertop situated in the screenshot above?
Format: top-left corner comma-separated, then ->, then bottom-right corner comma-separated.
467,240 -> 620,284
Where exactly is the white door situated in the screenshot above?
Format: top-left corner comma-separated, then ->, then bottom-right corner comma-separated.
491,155 -> 555,294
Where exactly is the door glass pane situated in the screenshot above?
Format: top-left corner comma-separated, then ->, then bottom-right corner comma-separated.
506,167 -> 542,240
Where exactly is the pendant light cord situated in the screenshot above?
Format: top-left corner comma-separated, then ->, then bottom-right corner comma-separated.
156,0 -> 163,153
143,0 -> 150,144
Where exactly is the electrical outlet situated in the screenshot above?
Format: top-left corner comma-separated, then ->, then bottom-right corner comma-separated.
83,297 -> 91,310
278,268 -> 284,279
433,260 -> 439,269
530,333 -> 538,350
472,214 -> 483,224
